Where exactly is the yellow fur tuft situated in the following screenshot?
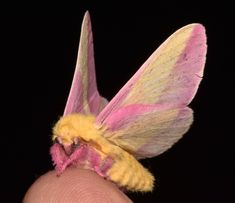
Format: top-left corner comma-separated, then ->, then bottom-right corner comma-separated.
53,114 -> 100,144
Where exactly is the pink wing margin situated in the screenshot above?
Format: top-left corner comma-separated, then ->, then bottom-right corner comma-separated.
64,11 -> 107,116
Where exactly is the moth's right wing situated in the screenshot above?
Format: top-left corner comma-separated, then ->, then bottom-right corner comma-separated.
96,24 -> 206,159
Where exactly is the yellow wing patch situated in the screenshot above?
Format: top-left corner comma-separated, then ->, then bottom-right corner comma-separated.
123,25 -> 194,105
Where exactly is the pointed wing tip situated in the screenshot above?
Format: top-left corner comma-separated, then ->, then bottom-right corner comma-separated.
184,23 -> 205,29
193,23 -> 206,35
180,23 -> 206,36
84,11 -> 91,21
189,24 -> 207,40
81,11 -> 92,34
182,23 -> 207,53
84,10 -> 90,17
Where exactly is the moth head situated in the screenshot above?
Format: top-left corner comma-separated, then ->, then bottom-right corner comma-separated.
52,114 -> 97,146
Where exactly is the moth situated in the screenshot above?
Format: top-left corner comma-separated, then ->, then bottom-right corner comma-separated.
50,11 -> 207,192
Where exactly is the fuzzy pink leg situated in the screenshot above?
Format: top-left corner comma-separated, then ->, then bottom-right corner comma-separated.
64,145 -> 88,167
87,148 -> 114,177
51,144 -> 113,179
50,143 -> 89,175
88,148 -> 103,176
50,143 -> 68,174
100,157 -> 113,175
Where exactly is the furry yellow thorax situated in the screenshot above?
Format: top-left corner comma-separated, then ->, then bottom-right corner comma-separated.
53,114 -> 101,145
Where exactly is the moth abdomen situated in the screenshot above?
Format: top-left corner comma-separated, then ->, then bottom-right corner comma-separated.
107,149 -> 155,192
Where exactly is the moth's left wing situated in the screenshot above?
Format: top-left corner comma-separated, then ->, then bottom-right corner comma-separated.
64,12 -> 107,116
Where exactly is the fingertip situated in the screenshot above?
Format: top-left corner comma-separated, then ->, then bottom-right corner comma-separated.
23,167 -> 132,203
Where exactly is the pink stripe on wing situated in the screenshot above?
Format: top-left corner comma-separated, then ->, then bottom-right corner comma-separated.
104,104 -> 172,131
167,24 -> 206,107
86,14 -> 101,115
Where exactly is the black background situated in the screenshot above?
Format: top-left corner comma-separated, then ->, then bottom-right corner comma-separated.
2,1 -> 234,202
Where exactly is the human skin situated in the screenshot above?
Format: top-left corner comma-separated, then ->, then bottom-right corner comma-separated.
23,167 -> 133,203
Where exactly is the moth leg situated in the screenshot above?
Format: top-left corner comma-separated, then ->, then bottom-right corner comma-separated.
63,145 -> 88,170
86,147 -> 113,178
50,143 -> 68,174
100,157 -> 114,176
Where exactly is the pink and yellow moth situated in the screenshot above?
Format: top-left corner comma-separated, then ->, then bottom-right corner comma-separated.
50,11 -> 207,192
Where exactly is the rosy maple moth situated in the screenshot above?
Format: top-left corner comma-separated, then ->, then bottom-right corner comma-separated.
50,11 -> 207,192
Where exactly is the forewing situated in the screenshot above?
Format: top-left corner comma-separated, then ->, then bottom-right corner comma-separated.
64,12 -> 107,116
97,24 -> 206,124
